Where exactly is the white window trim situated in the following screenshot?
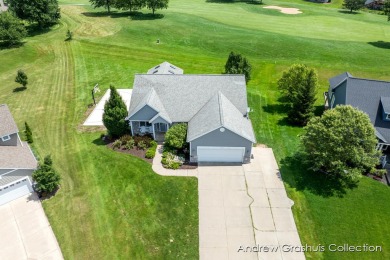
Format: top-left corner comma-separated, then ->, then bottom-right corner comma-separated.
1,135 -> 10,142
386,114 -> 390,120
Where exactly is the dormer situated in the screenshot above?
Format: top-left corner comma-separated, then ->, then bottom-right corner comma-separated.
380,97 -> 390,121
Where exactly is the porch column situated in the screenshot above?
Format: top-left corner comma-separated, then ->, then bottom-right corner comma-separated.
152,123 -> 156,140
130,121 -> 134,136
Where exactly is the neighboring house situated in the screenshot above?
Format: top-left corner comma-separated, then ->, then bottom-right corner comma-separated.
0,104 -> 37,206
127,62 -> 256,163
325,72 -> 390,154
365,0 -> 384,10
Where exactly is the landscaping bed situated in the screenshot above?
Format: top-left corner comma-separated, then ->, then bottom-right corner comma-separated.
105,134 -> 157,163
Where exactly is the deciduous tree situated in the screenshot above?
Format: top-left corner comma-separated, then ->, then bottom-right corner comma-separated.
287,67 -> 318,126
342,0 -> 365,13
0,12 -> 27,46
384,0 -> 390,21
115,0 -> 144,12
103,85 -> 129,137
145,0 -> 168,15
9,0 -> 61,28
301,105 -> 381,179
25,122 -> 33,143
90,0 -> 114,13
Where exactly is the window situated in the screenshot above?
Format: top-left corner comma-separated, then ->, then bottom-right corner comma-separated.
330,94 -> 335,108
1,135 -> 10,142
140,122 -> 152,127
386,114 -> 390,120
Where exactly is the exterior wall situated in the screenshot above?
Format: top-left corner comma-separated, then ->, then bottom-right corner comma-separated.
0,133 -> 18,146
190,128 -> 253,163
330,81 -> 347,108
151,116 -> 169,125
0,169 -> 34,187
129,105 -> 158,121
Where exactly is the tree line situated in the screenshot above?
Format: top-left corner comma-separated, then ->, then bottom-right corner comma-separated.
90,0 -> 169,15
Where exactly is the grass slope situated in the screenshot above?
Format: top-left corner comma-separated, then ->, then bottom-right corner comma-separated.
0,0 -> 389,259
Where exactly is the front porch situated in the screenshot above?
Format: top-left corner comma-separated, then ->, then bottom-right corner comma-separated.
130,121 -> 169,142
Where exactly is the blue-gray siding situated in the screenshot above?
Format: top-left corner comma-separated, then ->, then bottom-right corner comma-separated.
190,128 -> 253,163
329,81 -> 347,108
130,105 -> 157,121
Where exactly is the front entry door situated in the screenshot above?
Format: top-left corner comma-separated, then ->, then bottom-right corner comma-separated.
155,123 -> 167,132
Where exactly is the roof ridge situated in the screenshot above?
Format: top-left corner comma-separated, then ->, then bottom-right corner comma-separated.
218,91 -> 224,126
348,77 -> 390,84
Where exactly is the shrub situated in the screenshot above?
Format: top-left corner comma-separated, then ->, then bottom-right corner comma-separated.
137,140 -> 147,150
120,135 -> 132,145
161,150 -> 184,169
32,155 -> 60,194
134,135 -> 152,147
164,123 -> 188,149
0,12 -> 27,46
145,140 -> 158,159
372,169 -> 387,178
112,139 -> 121,150
124,139 -> 135,150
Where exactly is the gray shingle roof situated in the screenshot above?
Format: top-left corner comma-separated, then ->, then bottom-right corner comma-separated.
147,62 -> 184,75
0,141 -> 37,169
0,104 -> 19,137
330,74 -> 390,143
187,92 -> 256,142
329,72 -> 351,89
129,74 -> 248,122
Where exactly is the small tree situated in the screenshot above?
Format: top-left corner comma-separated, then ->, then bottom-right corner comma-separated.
301,105 -> 381,179
15,69 -> 28,88
164,123 -> 187,149
343,0 -> 365,13
66,30 -> 73,40
224,51 -> 252,83
103,85 -> 129,137
278,64 -> 313,103
0,12 -> 27,46
32,155 -> 61,194
287,68 -> 318,126
25,122 -> 33,143
145,0 -> 169,15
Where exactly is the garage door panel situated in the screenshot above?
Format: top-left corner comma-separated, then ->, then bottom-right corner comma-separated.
0,178 -> 33,206
197,146 -> 245,163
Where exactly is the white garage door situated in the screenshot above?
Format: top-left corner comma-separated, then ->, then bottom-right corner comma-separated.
0,178 -> 33,206
197,146 -> 245,163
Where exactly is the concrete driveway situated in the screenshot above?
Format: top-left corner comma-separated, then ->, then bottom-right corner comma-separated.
198,148 -> 305,260
153,146 -> 305,259
83,89 -> 132,126
0,193 -> 63,260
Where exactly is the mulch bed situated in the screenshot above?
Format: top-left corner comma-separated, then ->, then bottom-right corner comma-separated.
179,162 -> 198,170
106,141 -> 153,164
365,173 -> 389,185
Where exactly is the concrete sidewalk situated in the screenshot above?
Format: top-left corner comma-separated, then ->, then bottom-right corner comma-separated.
83,89 -> 132,126
0,193 -> 63,260
152,146 -> 305,260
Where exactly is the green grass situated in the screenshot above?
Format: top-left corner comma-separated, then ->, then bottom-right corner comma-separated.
1,0 -> 390,258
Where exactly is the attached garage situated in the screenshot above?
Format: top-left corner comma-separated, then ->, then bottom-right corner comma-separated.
0,178 -> 33,206
197,146 -> 245,163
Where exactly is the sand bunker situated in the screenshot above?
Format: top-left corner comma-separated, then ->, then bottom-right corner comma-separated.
263,6 -> 302,15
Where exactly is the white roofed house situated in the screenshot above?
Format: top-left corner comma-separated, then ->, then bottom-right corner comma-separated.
0,104 -> 37,205
127,62 -> 256,164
